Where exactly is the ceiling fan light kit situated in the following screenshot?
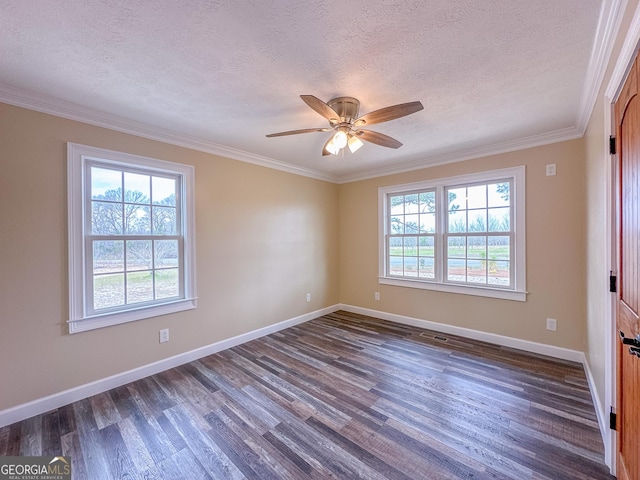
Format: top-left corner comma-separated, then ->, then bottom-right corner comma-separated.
266,95 -> 424,156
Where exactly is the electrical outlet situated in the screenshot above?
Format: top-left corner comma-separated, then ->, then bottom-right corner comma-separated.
306,293 -> 311,302
546,164 -> 556,176
374,292 -> 380,301
546,318 -> 557,332
159,328 -> 169,343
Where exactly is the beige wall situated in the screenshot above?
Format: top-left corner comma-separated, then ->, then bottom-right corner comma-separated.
0,103 -> 339,411
339,140 -> 587,350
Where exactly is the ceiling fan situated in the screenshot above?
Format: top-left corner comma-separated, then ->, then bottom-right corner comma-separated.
266,95 -> 424,156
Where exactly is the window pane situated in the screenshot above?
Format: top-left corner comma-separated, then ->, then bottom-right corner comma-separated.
448,188 -> 465,210
488,182 -> 510,207
468,210 -> 487,232
405,194 -> 419,214
448,210 -> 466,233
419,191 -> 435,213
404,257 -> 418,277
94,273 -> 124,309
467,260 -> 487,284
126,240 -> 152,271
468,236 -> 486,259
448,236 -> 466,258
389,256 -> 403,276
489,207 -> 510,232
124,172 -> 150,203
389,237 -> 403,255
467,185 -> 486,209
403,236 -> 418,256
155,269 -> 179,299
153,206 -> 177,235
488,236 -> 510,261
488,261 -> 510,286
391,216 -> 404,234
155,240 -> 179,268
405,214 -> 419,234
92,201 -> 123,234
127,271 -> 153,304
420,213 -> 435,233
418,257 -> 434,278
91,167 -> 121,201
447,259 -> 466,282
93,240 -> 124,274
152,176 -> 176,206
418,236 -> 434,256
390,195 -> 404,215
124,205 -> 150,234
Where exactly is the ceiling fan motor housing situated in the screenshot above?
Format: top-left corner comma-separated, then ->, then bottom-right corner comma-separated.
327,97 -> 360,124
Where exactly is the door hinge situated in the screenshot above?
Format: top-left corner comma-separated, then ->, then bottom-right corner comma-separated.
610,408 -> 617,431
610,136 -> 616,155
610,272 -> 617,293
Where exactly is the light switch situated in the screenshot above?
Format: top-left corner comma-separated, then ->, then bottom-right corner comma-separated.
546,164 -> 556,176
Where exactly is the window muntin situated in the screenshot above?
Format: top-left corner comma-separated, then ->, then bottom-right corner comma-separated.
379,167 -> 525,301
68,143 -> 197,333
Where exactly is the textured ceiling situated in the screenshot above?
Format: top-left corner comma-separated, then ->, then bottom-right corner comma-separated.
0,1 -> 611,182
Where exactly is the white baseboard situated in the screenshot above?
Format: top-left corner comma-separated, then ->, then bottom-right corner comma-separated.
0,305 -> 339,428
582,355 -> 612,452
339,304 -> 584,362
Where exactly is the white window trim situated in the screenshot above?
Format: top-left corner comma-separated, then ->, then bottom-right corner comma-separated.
378,166 -> 526,302
67,143 -> 197,333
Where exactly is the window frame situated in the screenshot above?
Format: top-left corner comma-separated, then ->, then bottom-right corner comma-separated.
378,166 -> 526,301
68,143 -> 197,333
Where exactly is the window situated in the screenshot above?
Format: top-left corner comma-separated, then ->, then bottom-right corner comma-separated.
379,166 -> 526,301
68,143 -> 197,333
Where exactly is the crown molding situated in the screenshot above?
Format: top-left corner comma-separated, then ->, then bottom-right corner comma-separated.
576,0 -> 626,134
606,0 -> 640,99
337,126 -> 583,184
0,84 -> 339,184
0,86 -> 587,185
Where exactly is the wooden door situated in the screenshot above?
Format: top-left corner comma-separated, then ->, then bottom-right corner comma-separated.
615,51 -> 640,480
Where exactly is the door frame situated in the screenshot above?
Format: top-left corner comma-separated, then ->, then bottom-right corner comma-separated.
604,3 -> 640,473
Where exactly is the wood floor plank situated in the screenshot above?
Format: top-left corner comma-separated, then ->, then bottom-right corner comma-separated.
163,404 -> 244,480
156,447 -> 212,480
99,423 -> 138,480
41,409 -> 62,456
18,414 -> 42,455
61,431 -> 88,480
2,311 -> 614,479
0,425 -> 10,456
117,415 -> 160,477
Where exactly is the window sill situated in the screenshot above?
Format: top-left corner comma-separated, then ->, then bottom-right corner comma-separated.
68,297 -> 198,333
378,277 -> 527,301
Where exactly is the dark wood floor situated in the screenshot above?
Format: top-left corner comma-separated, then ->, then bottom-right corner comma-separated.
0,311 -> 613,479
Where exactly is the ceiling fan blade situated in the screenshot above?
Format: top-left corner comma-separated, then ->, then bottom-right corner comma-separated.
356,129 -> 403,149
266,128 -> 331,138
300,95 -> 342,124
354,101 -> 424,126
